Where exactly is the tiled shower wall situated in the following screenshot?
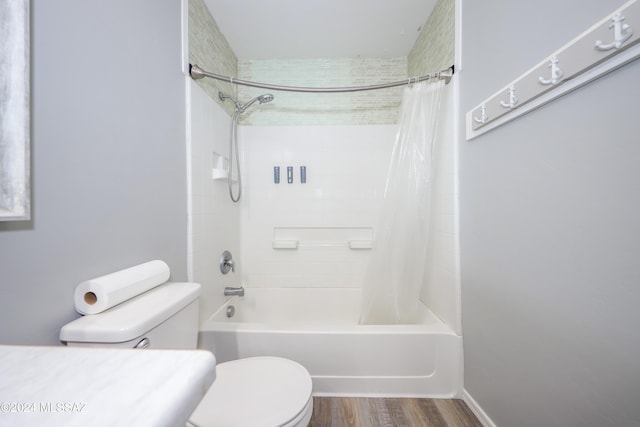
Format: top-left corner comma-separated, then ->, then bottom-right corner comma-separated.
189,0 -> 237,117
237,58 -> 407,125
187,80 -> 242,323
408,0 -> 455,74
236,0 -> 455,126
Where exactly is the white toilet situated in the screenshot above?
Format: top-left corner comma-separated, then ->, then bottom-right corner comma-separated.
60,282 -> 313,427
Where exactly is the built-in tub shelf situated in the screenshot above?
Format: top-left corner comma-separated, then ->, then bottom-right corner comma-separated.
272,240 -> 374,250
466,0 -> 640,140
272,227 -> 374,250
273,240 -> 299,249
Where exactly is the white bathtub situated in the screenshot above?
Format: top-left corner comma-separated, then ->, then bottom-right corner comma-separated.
198,287 -> 462,397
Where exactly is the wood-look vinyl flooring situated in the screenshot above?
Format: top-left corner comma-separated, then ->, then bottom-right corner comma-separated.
308,397 -> 483,427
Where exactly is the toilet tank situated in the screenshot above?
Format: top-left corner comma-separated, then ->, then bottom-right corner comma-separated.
60,282 -> 201,349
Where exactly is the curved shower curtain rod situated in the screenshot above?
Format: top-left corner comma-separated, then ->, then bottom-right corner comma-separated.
189,64 -> 454,93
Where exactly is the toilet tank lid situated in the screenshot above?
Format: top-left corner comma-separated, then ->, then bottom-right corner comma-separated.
60,282 -> 200,344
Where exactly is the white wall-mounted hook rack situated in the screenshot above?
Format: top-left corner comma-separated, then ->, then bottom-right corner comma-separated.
466,0 -> 640,140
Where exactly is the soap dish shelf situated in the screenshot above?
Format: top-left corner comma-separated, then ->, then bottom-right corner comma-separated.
212,168 -> 231,181
212,152 -> 236,182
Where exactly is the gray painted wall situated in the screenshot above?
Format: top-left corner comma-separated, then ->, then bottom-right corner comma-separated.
460,1 -> 640,426
0,1 -> 187,345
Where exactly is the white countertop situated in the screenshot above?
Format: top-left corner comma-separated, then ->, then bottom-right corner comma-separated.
0,345 -> 216,427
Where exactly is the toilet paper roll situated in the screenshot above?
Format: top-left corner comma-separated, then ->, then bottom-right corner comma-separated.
74,260 -> 170,315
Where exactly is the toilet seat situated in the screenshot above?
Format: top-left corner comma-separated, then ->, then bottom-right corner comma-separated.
189,357 -> 313,427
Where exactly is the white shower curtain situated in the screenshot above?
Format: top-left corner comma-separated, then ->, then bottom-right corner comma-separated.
359,80 -> 445,324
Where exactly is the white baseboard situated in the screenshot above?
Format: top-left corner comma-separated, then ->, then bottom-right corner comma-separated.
462,389 -> 497,427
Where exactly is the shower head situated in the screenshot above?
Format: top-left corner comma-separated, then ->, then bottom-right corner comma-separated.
239,93 -> 274,113
258,94 -> 274,104
219,92 -> 274,113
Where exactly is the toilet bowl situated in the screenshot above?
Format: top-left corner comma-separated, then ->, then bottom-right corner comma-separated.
189,357 -> 313,427
60,282 -> 313,427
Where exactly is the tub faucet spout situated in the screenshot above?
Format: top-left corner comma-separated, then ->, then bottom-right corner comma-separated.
224,286 -> 245,297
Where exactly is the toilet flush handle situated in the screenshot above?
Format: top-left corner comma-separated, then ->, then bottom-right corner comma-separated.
134,338 -> 150,349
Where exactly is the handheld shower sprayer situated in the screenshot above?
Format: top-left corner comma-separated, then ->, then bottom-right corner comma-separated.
238,93 -> 274,113
218,91 -> 275,203
218,92 -> 274,114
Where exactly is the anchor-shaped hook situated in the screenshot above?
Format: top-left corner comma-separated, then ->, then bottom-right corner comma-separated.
538,56 -> 564,86
595,14 -> 633,51
473,104 -> 489,125
500,85 -> 518,109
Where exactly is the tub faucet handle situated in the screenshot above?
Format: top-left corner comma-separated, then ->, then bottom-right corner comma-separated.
220,250 -> 235,274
